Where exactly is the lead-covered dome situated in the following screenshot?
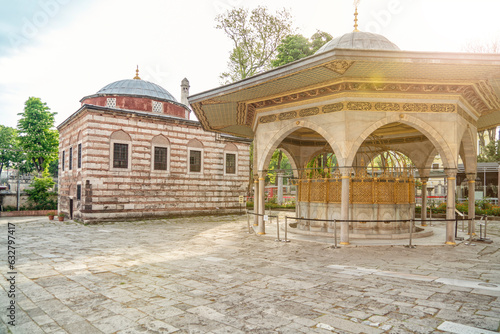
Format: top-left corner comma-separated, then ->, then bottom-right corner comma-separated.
96,78 -> 177,102
315,31 -> 400,54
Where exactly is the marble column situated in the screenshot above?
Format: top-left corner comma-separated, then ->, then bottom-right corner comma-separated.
277,172 -> 284,205
421,177 -> 428,227
340,168 -> 351,245
258,174 -> 266,235
466,173 -> 476,236
445,169 -> 457,245
253,176 -> 259,226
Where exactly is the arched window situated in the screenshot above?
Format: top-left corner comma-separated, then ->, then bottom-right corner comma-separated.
110,130 -> 132,171
224,143 -> 238,176
187,139 -> 204,174
151,135 -> 170,172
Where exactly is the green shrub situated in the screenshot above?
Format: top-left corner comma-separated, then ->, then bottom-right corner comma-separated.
24,172 -> 57,210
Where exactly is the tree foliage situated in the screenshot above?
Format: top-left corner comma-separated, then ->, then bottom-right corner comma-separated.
17,97 -> 59,174
266,149 -> 291,184
24,170 -> 57,210
216,6 -> 294,83
0,125 -> 21,178
478,140 -> 500,162
271,31 -> 332,67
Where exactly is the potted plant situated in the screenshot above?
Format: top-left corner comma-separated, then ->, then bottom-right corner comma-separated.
47,212 -> 56,220
58,212 -> 65,221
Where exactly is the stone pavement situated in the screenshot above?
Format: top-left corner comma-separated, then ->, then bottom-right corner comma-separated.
0,214 -> 499,334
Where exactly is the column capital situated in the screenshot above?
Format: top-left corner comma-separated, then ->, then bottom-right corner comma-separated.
420,177 -> 429,184
466,173 -> 477,182
338,166 -> 352,177
444,168 -> 457,178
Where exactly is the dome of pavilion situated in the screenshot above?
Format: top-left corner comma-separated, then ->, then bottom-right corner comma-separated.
315,31 -> 400,54
96,78 -> 177,102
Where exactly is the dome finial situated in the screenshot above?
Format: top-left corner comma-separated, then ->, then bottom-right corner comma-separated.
133,65 -> 141,80
353,0 -> 360,32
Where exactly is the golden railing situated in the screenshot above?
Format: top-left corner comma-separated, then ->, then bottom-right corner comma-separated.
293,169 -> 415,204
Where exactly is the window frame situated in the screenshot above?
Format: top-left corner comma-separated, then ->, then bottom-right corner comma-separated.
77,143 -> 82,169
153,146 -> 169,171
224,152 -> 237,176
110,139 -> 132,171
69,147 -> 73,170
188,148 -> 203,174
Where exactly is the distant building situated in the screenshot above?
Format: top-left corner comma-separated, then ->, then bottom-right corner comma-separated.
57,69 -> 250,222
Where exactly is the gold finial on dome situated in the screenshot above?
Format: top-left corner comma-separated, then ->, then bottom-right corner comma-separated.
353,0 -> 360,32
133,65 -> 141,80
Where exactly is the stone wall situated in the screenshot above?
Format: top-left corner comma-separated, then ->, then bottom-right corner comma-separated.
58,107 -> 250,222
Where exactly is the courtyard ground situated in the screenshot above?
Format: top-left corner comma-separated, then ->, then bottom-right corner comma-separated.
0,214 -> 499,333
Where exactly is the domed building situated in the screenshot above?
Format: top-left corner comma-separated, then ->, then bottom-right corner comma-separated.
57,69 -> 250,222
189,19 -> 500,244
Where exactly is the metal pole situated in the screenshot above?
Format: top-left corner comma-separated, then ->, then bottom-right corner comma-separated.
283,216 -> 290,242
485,215 -> 488,239
334,219 -> 338,248
246,210 -> 251,233
275,216 -> 280,241
16,172 -> 20,211
407,219 -> 415,248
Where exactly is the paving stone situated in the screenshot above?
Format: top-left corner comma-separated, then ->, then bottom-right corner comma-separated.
1,215 -> 500,333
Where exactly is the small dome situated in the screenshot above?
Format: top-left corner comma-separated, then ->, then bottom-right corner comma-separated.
315,31 -> 400,54
96,79 -> 177,102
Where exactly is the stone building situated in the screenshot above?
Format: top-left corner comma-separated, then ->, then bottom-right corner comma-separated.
57,69 -> 250,222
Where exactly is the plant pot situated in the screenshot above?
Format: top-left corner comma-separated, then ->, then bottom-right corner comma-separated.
48,215 -> 54,220
58,216 -> 64,221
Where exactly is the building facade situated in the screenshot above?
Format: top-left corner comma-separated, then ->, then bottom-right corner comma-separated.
58,71 -> 250,223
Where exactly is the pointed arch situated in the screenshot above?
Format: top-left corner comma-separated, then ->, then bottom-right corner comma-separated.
257,120 -> 344,172
346,114 -> 456,170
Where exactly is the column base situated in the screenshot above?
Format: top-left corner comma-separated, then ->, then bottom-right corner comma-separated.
257,232 -> 266,235
421,223 -> 427,227
340,242 -> 350,245
445,241 -> 456,245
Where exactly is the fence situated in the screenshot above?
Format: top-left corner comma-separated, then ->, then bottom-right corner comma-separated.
244,210 -> 491,248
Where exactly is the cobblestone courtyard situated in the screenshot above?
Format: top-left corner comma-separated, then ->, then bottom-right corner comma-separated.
1,215 -> 499,333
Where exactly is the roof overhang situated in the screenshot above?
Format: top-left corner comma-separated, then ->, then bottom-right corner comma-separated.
189,48 -> 500,138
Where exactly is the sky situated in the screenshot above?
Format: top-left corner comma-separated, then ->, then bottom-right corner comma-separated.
0,0 -> 499,129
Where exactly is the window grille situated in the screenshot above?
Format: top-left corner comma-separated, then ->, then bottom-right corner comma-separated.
226,153 -> 236,174
154,147 -> 168,170
77,143 -> 82,169
106,98 -> 117,108
62,151 -> 65,171
76,184 -> 81,200
113,143 -> 128,168
189,150 -> 201,173
152,101 -> 163,113
69,147 -> 73,170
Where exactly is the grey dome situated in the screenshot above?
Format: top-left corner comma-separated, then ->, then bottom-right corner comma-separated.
316,31 -> 400,54
96,79 -> 177,102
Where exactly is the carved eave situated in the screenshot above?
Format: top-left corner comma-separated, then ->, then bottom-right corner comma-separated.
188,48 -> 500,138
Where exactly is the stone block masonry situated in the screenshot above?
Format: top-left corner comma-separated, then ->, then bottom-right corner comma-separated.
58,106 -> 250,223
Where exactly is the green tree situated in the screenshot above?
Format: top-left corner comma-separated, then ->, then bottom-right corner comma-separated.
271,31 -> 333,68
478,140 -> 500,162
17,97 -> 59,175
271,34 -> 311,67
266,150 -> 291,184
0,125 -> 22,178
24,170 -> 57,210
216,6 -> 294,83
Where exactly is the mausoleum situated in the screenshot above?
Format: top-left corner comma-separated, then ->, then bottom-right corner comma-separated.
58,69 -> 250,222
